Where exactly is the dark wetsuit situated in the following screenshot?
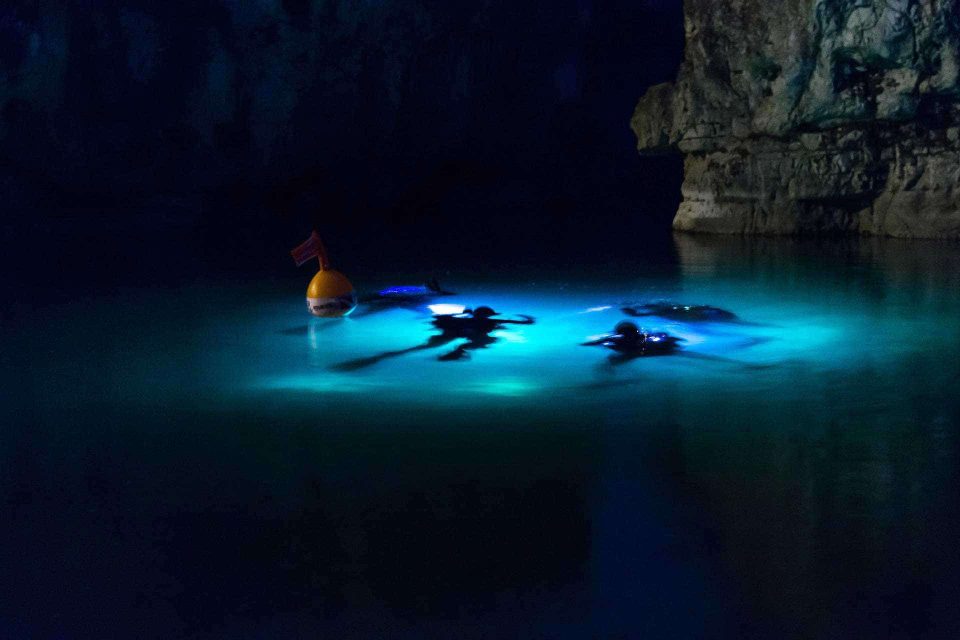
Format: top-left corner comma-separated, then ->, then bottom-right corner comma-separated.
582,322 -> 682,364
583,331 -> 681,355
623,303 -> 737,322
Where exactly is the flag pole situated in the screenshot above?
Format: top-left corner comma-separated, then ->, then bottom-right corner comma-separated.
314,230 -> 330,271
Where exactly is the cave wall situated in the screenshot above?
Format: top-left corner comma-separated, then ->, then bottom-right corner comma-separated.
1,0 -> 688,286
0,0 -> 681,221
2,0 -> 538,201
632,0 -> 960,238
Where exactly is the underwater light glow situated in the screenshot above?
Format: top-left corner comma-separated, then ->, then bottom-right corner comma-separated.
465,379 -> 539,397
379,285 -> 425,296
258,375 -> 369,394
497,330 -> 528,343
429,304 -> 466,315
580,305 -> 612,313
667,329 -> 706,346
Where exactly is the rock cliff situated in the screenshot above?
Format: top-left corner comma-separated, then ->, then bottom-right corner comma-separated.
632,0 -> 960,238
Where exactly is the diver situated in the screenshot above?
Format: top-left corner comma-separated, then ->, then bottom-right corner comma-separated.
582,321 -> 781,377
431,306 -> 534,360
622,302 -> 738,322
581,321 -> 682,365
331,306 -> 535,370
360,277 -> 454,303
352,277 -> 456,316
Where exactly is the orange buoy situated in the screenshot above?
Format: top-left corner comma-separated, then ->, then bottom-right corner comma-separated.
290,231 -> 357,317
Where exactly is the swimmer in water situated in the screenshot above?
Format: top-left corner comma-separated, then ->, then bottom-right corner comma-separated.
622,303 -> 738,322
331,306 -> 535,370
360,277 -> 455,303
431,306 -> 534,360
582,321 -> 780,379
581,321 -> 683,366
352,278 -> 456,316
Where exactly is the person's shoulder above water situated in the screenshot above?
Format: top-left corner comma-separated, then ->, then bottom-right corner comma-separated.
582,321 -> 682,354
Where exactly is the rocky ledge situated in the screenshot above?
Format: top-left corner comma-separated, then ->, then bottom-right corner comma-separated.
632,0 -> 960,238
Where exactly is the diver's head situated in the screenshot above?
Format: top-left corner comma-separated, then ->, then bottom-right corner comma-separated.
472,306 -> 497,319
614,321 -> 640,337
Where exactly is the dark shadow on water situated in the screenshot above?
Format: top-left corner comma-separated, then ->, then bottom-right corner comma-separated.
603,349 -> 677,368
588,349 -> 777,385
675,350 -> 781,371
332,312 -> 534,369
330,334 -> 464,371
622,303 -> 740,323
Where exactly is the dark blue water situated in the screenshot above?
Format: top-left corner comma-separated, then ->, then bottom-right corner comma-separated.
3,235 -> 960,638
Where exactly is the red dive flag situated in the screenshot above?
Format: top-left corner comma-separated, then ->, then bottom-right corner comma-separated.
290,231 -> 330,269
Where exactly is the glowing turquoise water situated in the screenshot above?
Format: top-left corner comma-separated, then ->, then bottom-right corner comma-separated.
3,236 -> 960,638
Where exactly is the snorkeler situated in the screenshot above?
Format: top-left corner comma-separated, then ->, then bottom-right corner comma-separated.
581,321 -> 682,363
622,303 -> 738,322
331,306 -> 535,370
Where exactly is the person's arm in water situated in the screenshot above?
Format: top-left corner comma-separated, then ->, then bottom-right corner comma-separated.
495,315 -> 535,325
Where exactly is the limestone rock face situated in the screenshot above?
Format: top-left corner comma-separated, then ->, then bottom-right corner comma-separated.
632,0 -> 960,238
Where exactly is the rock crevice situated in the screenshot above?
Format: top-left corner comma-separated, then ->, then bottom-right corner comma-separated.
633,0 -> 960,238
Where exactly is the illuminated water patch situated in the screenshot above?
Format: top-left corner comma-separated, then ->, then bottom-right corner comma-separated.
257,375 -> 372,395
428,303 -> 467,315
460,378 -> 540,397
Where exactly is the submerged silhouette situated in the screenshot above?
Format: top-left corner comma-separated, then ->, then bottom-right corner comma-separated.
582,321 -> 683,366
331,306 -> 535,370
352,278 -> 456,316
622,303 -> 738,322
582,321 -> 778,376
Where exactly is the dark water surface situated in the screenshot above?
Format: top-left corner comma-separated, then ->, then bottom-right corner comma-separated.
3,235 -> 960,638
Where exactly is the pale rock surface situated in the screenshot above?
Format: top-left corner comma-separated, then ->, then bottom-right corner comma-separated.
633,0 -> 960,237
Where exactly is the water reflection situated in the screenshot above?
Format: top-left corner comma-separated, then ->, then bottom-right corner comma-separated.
666,234 -> 960,637
2,236 -> 960,637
